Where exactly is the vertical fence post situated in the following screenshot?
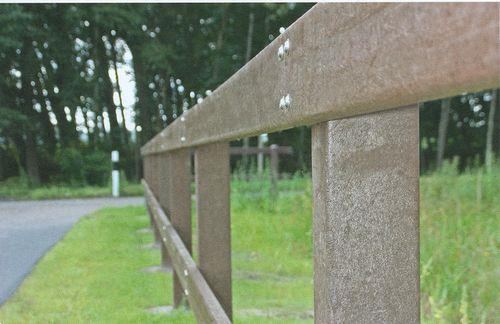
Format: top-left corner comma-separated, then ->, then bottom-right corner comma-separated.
311,105 -> 420,323
195,142 -> 232,320
143,155 -> 153,226
166,148 -> 192,308
269,144 -> 279,198
157,152 -> 173,271
149,155 -> 161,244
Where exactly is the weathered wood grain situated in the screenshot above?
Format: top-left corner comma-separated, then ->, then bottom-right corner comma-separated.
229,146 -> 293,155
195,143 -> 232,320
156,153 -> 172,269
311,106 -> 420,323
166,149 -> 192,308
143,180 -> 231,324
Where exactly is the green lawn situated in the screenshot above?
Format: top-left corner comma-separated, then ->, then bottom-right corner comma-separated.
0,167 -> 497,323
0,177 -> 144,200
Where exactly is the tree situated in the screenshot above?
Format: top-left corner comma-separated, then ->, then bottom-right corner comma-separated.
0,3 -> 494,186
436,98 -> 451,169
242,8 -> 255,175
485,89 -> 497,173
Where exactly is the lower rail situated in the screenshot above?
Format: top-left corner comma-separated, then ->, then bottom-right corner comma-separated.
142,180 -> 231,324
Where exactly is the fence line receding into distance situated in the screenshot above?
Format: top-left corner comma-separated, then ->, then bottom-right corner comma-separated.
141,3 -> 499,323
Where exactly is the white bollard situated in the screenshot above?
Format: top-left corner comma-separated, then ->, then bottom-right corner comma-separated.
111,150 -> 120,197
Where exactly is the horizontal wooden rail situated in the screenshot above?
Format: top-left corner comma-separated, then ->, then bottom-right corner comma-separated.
142,3 -> 498,155
142,180 -> 231,324
229,146 -> 293,155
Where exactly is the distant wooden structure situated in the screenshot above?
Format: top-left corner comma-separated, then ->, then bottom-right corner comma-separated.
230,144 -> 293,193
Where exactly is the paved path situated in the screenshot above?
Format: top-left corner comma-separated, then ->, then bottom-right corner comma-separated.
0,197 -> 144,305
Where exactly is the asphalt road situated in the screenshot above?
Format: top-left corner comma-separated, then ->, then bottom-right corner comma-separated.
0,197 -> 144,305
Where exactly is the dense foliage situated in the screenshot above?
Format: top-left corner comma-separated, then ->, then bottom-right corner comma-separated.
0,4 -> 498,186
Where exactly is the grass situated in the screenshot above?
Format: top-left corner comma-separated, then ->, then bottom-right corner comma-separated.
0,165 -> 498,323
419,163 -> 499,323
0,176 -> 144,200
0,169 -> 306,200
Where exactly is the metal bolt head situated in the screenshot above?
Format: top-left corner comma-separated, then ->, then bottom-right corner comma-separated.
184,269 -> 188,277
284,94 -> 292,108
181,136 -> 186,142
277,45 -> 284,61
180,116 -> 185,122
283,39 -> 290,54
184,289 -> 189,296
279,96 -> 286,110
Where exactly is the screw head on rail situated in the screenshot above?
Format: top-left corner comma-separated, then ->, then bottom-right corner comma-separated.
283,39 -> 290,55
180,116 -> 185,122
277,45 -> 284,61
181,136 -> 186,142
284,94 -> 292,109
279,96 -> 286,110
184,269 -> 188,277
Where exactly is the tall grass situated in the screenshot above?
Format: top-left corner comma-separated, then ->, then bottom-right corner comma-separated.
420,161 -> 499,323
232,162 -> 499,322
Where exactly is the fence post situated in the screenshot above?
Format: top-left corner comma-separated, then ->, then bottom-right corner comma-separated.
157,152 -> 173,272
165,148 -> 192,308
195,142 -> 232,319
143,156 -> 153,228
149,155 -> 161,244
311,105 -> 420,323
269,144 -> 279,198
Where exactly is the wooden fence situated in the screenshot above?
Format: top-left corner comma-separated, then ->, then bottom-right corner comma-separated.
230,144 -> 293,194
142,3 -> 498,323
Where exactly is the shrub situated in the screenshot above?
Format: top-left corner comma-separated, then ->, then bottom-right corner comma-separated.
56,148 -> 85,186
83,150 -> 109,186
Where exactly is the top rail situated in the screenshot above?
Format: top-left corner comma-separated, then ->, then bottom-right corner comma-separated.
141,3 -> 499,155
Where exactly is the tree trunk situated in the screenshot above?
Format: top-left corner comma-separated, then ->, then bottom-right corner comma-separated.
485,89 -> 497,173
160,75 -> 171,128
96,33 -> 121,150
25,131 -> 40,186
244,11 -> 255,63
112,38 -> 129,145
19,39 -> 41,185
211,4 -> 229,87
92,80 -> 102,143
35,78 -> 56,155
129,47 -> 154,142
46,5 -> 78,147
436,98 -> 451,169
494,89 -> 500,157
127,40 -> 154,143
83,107 -> 94,145
242,10 -> 255,175
257,135 -> 264,175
